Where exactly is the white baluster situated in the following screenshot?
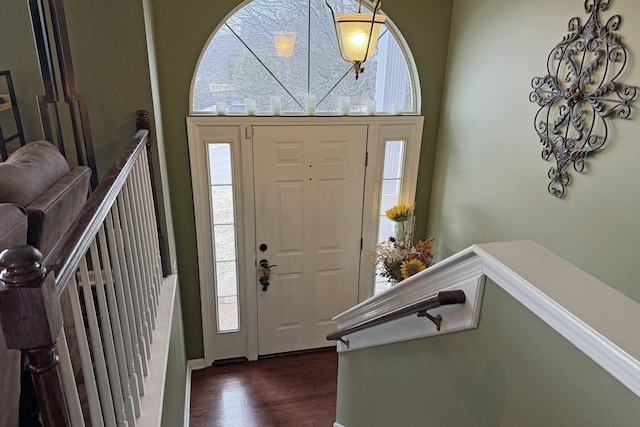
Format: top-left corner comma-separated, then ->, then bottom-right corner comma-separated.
56,329 -> 85,426
116,193 -> 152,363
78,256 -> 117,426
128,165 -> 158,324
139,149 -> 163,295
134,158 -> 160,312
68,275 -> 105,427
121,180 -> 155,341
89,239 -> 131,427
106,208 -> 145,409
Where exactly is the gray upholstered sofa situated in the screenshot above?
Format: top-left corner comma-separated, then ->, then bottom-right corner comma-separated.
0,140 -> 91,426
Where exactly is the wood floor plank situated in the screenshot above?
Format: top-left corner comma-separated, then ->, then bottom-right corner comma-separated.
190,349 -> 338,427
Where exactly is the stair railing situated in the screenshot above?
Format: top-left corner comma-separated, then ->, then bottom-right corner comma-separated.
0,123 -> 168,426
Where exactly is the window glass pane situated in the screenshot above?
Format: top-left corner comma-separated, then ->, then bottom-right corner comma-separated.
215,261 -> 238,297
381,179 -> 400,196
380,190 -> 399,215
193,0 -> 416,114
208,142 -> 240,332
211,186 -> 234,224
213,224 -> 237,262
217,295 -> 239,332
378,217 -> 394,244
383,140 -> 405,179
375,32 -> 413,113
209,144 -> 232,185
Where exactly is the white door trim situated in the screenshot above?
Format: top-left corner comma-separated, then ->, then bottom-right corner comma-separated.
187,116 -> 424,364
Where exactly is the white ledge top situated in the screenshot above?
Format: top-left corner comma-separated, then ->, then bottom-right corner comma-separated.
476,241 -> 640,364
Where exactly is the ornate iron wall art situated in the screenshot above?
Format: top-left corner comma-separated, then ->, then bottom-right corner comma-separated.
530,0 -> 637,198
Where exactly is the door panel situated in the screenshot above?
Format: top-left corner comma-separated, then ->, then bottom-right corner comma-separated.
254,125 -> 367,355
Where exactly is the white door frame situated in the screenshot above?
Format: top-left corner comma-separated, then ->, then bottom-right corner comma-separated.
187,116 -> 424,365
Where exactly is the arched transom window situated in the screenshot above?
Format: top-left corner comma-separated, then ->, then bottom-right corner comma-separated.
191,0 -> 419,115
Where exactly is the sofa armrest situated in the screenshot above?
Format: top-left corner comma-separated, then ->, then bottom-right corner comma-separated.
26,166 -> 92,256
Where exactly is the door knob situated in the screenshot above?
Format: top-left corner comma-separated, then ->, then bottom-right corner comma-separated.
258,259 -> 277,291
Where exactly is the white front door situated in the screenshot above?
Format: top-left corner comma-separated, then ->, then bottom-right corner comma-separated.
253,125 -> 367,355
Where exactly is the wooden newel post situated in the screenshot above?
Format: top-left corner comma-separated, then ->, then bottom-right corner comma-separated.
136,109 -> 150,131
0,246 -> 70,427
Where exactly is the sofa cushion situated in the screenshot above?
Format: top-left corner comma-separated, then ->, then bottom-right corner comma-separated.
0,203 -> 28,250
0,141 -> 69,207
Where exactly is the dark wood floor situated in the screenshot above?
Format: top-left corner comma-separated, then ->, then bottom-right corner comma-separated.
189,348 -> 338,427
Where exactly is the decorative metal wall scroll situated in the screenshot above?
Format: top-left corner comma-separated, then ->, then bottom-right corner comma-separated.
530,0 -> 637,198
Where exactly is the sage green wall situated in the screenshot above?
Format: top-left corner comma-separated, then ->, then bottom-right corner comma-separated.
429,0 -> 640,303
142,0 -> 179,272
2,1 -> 155,176
63,1 -> 155,176
0,2 -> 45,146
335,0 -> 640,424
151,0 -> 452,360
66,2 -> 177,275
161,284 -> 187,427
336,280 -> 640,426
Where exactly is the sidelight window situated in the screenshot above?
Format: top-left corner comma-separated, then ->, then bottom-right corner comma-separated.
375,139 -> 406,294
208,143 -> 240,333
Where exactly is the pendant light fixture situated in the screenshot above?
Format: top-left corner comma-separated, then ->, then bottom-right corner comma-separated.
325,0 -> 386,79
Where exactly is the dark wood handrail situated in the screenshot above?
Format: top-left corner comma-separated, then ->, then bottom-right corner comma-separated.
44,129 -> 149,296
326,290 -> 466,342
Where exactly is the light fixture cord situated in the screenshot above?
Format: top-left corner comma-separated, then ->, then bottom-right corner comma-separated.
363,0 -> 383,63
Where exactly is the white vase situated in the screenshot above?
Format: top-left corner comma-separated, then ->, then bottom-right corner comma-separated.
394,221 -> 407,244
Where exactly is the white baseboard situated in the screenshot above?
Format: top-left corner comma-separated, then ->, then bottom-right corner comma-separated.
188,358 -> 206,370
184,359 -> 206,426
334,423 -> 347,427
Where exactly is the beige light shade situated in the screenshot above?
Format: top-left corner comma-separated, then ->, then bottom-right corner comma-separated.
273,31 -> 296,58
335,13 -> 387,62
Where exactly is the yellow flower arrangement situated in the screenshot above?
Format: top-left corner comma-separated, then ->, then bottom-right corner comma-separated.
400,258 -> 427,279
386,203 -> 413,244
385,203 -> 412,222
372,202 -> 435,284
